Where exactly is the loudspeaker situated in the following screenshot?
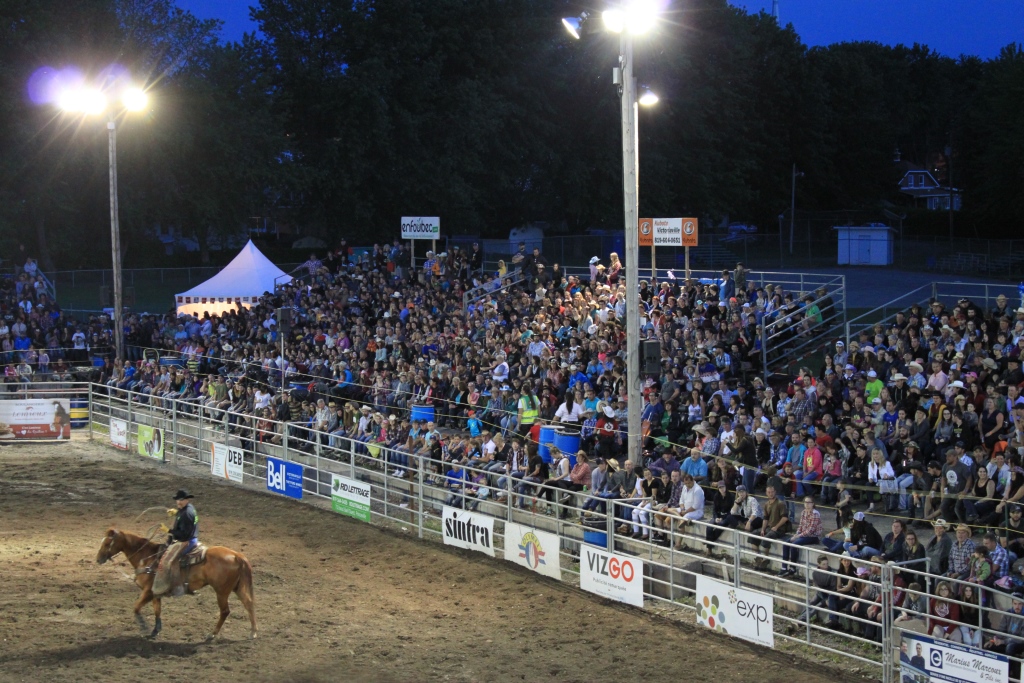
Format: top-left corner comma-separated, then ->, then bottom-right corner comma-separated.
276,307 -> 292,335
641,340 -> 661,375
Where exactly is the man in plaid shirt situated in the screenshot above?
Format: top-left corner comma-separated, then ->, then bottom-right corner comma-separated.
947,524 -> 976,581
788,388 -> 815,426
984,532 -> 1010,579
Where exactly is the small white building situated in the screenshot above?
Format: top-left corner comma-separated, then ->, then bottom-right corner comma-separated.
834,225 -> 896,266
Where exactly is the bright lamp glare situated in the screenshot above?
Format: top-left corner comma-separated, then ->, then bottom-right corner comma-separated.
602,9 -> 625,33
625,0 -> 659,34
561,17 -> 582,39
58,87 -> 107,115
122,88 -> 148,112
639,90 -> 660,106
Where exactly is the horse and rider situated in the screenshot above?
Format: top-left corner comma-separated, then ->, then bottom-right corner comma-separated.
96,489 -> 256,640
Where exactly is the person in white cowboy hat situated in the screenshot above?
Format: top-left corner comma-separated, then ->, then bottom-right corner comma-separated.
906,361 -> 927,390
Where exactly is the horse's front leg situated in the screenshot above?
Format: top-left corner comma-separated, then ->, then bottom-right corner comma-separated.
133,589 -> 154,634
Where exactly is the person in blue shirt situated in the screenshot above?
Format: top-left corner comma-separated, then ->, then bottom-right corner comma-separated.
567,365 -> 589,391
466,410 -> 483,437
444,462 -> 470,508
680,449 -> 709,485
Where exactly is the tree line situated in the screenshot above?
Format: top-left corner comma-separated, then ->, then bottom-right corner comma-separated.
0,0 -> 1021,269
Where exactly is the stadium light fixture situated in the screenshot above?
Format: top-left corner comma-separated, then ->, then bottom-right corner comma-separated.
638,88 -> 659,106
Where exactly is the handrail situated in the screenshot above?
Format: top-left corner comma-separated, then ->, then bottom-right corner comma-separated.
462,271 -> 526,312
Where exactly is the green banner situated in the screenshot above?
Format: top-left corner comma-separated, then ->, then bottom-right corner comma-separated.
137,425 -> 165,460
331,474 -> 370,522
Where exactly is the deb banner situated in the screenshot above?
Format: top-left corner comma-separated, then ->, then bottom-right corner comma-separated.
503,523 -> 561,581
899,632 -> 1007,683
211,443 -> 244,484
266,456 -> 303,499
0,399 -> 71,439
442,506 -> 494,557
696,576 -> 774,648
109,418 -> 128,450
401,216 -> 440,240
579,545 -> 643,607
331,474 -> 371,523
137,425 -> 164,461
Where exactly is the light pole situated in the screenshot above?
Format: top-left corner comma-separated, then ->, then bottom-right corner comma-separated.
56,79 -> 148,362
563,2 -> 660,470
789,163 -> 804,255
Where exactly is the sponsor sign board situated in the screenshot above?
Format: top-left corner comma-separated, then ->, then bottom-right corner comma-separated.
211,443 -> 244,483
503,523 -> 561,580
899,632 -> 1008,683
401,216 -> 440,240
136,425 -> 164,460
331,474 -> 371,522
109,418 -> 128,450
696,576 -> 774,648
0,399 -> 72,439
441,505 -> 494,557
639,217 -> 698,247
266,456 -> 303,499
579,545 -> 643,607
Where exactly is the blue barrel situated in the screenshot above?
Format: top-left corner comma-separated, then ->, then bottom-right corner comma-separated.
70,399 -> 88,428
289,381 -> 308,391
583,530 -> 607,547
410,404 -> 435,424
91,356 -> 105,367
554,431 -> 580,467
159,357 -> 184,368
538,425 -> 556,462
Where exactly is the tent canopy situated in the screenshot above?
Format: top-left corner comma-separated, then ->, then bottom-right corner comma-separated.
175,240 -> 292,317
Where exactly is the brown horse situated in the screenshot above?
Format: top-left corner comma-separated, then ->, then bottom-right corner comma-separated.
96,528 -> 257,640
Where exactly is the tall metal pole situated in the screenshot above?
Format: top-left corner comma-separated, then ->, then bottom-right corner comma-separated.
945,144 -> 954,243
107,119 -> 124,363
620,33 -> 642,470
789,163 -> 796,255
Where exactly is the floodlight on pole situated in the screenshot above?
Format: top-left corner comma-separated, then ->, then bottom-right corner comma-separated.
561,16 -> 584,40
638,88 -> 659,106
122,87 -> 148,112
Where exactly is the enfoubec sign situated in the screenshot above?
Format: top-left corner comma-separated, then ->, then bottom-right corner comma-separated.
638,217 -> 697,247
401,216 -> 440,240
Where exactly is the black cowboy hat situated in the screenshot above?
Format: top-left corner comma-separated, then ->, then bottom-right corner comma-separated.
173,489 -> 194,500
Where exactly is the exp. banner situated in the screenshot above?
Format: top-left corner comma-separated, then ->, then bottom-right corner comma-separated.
0,399 -> 71,439
696,575 -> 775,648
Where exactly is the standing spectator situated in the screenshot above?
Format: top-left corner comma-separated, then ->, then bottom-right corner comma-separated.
780,496 -> 822,576
750,485 -> 790,570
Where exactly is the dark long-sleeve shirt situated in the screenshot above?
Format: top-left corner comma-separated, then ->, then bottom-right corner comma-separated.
170,503 -> 199,543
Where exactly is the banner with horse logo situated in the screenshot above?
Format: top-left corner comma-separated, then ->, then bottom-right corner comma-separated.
0,399 -> 71,439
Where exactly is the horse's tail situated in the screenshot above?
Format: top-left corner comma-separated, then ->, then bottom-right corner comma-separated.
235,554 -> 254,605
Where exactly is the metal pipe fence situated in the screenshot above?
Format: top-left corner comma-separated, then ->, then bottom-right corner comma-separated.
47,382 -> 1019,681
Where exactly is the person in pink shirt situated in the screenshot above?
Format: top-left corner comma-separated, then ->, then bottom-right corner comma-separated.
794,434 -> 823,497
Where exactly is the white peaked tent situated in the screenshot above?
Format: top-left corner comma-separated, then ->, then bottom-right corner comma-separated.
175,240 -> 292,317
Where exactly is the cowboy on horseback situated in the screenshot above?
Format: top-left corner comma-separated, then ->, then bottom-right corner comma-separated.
153,489 -> 199,597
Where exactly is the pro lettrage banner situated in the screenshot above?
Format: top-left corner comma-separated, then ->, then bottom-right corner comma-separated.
503,523 -> 561,581
331,474 -> 371,523
900,632 -> 1008,683
696,576 -> 774,648
0,399 -> 71,439
109,418 -> 128,450
442,506 -> 494,557
211,443 -> 244,483
136,425 -> 164,461
579,545 -> 643,607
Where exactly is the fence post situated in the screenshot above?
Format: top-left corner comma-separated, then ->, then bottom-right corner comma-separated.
417,451 -> 425,540
760,319 -> 768,382
198,405 -> 205,462
881,563 -> 894,683
605,500 -> 615,552
282,420 -> 288,459
127,390 -> 133,438
87,384 -> 94,440
804,554 -> 812,644
172,399 -> 178,466
733,532 -> 741,588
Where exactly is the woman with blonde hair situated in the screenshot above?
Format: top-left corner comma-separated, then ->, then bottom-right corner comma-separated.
607,252 -> 622,284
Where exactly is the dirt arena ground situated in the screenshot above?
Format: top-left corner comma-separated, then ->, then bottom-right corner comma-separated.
0,440 -> 861,683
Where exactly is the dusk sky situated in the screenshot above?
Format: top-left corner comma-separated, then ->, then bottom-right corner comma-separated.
177,0 -> 1023,60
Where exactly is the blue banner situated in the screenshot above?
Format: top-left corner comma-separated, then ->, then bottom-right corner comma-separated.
266,456 -> 303,499
899,631 -> 1007,683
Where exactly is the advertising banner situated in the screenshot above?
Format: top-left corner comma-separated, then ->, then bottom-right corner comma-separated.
503,523 -> 562,581
681,217 -> 698,247
211,443 -> 244,483
109,418 -> 128,450
136,425 -> 164,460
696,576 -> 774,648
579,545 -> 643,607
441,506 -> 494,557
266,456 -> 303,499
401,216 -> 440,240
331,474 -> 371,522
638,217 -> 697,247
899,632 -> 1008,683
0,399 -> 72,439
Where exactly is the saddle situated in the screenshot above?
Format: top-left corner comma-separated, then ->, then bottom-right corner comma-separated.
149,543 -> 207,598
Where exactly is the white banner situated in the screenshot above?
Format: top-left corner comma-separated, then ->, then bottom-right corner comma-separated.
211,443 -> 244,483
0,399 -> 72,439
652,217 -> 683,246
579,545 -> 643,607
109,418 -> 128,450
331,474 -> 371,523
503,523 -> 561,580
442,506 -> 494,557
696,576 -> 774,648
900,631 -> 1008,683
401,216 -> 440,240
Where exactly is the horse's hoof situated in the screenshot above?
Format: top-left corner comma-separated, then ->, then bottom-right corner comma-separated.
205,634 -> 216,642
250,631 -> 258,640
